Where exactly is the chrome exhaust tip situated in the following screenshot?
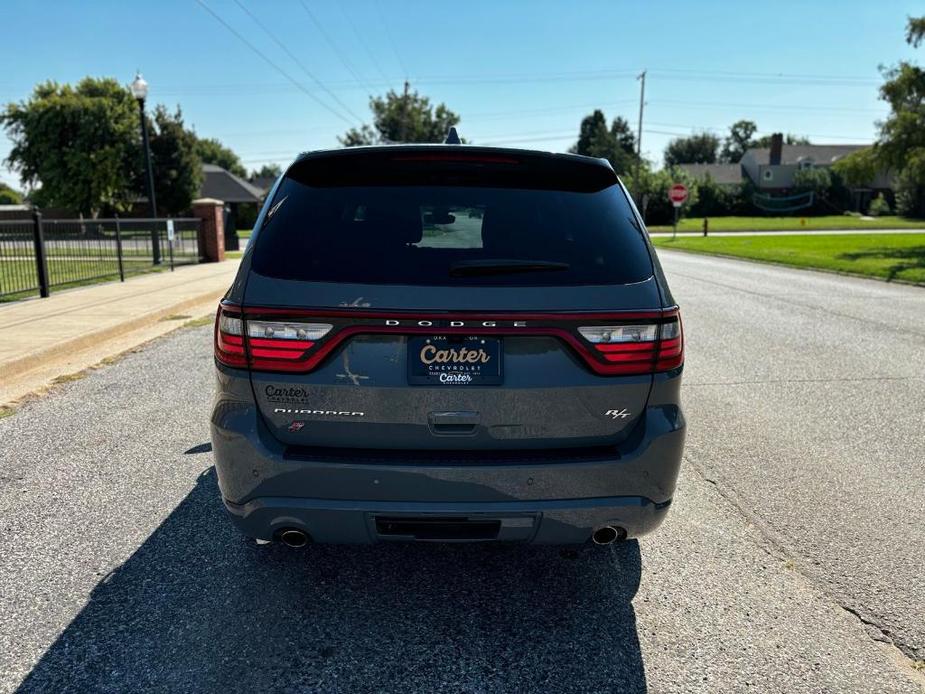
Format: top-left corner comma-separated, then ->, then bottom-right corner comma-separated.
592,526 -> 625,545
278,528 -> 310,548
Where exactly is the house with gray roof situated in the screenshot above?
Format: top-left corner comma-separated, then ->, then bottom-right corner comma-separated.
198,164 -> 267,250
199,164 -> 266,205
740,135 -> 888,191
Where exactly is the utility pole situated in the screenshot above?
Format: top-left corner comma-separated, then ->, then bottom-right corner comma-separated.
634,69 -> 646,203
401,80 -> 410,143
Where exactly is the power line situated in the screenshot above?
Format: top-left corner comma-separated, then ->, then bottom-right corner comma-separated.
338,3 -> 391,85
651,97 -> 886,114
644,126 -> 873,142
649,67 -> 878,86
374,0 -> 408,78
194,0 -> 354,124
230,0 -> 365,124
296,0 -> 375,93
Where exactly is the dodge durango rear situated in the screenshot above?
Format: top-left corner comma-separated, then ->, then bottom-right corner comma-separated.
210,139 -> 686,547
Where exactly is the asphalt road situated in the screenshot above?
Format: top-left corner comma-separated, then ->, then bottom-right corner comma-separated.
0,254 -> 923,692
660,250 -> 925,664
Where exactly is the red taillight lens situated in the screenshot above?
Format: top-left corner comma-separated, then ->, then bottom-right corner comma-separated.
245,320 -> 331,370
578,311 -> 683,375
655,316 -> 684,371
214,305 -> 333,370
214,306 -> 247,368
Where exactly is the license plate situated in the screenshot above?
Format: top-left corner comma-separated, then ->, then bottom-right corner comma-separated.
408,335 -> 503,386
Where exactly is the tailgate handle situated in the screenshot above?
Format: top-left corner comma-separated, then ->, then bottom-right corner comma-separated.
429,411 -> 480,435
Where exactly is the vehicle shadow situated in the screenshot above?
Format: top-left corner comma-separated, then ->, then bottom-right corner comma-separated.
837,244 -> 925,281
18,468 -> 646,693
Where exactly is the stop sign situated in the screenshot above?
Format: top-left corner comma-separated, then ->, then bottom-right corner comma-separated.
668,183 -> 689,205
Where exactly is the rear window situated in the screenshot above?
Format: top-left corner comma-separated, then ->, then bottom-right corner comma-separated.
251,155 -> 652,287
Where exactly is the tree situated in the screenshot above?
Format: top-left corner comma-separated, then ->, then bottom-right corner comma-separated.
569,110 -> 637,174
663,132 -> 720,166
793,167 -> 832,194
194,136 -> 247,178
832,147 -> 879,186
720,120 -> 758,162
1,77 -> 140,216
875,17 -> 925,217
623,163 -> 699,225
339,87 -> 462,145
0,182 -> 22,205
251,163 -> 281,180
148,106 -> 202,215
691,175 -> 749,217
907,16 -> 925,47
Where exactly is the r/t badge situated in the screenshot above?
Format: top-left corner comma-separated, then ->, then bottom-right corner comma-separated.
604,409 -> 631,420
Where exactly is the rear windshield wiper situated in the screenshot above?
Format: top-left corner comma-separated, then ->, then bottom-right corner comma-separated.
449,259 -> 570,277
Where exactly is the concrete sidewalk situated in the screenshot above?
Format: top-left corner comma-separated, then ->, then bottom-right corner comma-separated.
0,261 -> 238,406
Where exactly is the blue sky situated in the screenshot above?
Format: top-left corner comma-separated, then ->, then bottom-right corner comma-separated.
0,0 -> 921,188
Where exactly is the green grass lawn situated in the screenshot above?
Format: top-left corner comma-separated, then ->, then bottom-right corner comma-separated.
236,229 -> 252,240
652,233 -> 925,284
647,215 -> 925,233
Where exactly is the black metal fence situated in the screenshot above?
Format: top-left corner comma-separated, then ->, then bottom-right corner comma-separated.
0,214 -> 202,301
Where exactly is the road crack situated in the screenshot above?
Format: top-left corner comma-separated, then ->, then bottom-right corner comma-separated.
683,453 -> 925,678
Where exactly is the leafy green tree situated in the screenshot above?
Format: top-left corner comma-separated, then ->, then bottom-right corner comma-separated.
0,182 -> 23,204
624,164 -> 699,225
832,147 -> 879,185
251,163 -> 282,180
720,120 -> 758,162
793,167 -> 832,194
194,136 -> 247,178
1,77 -> 140,216
663,132 -> 720,167
340,87 -> 462,145
907,16 -> 925,47
148,106 -> 202,215
875,19 -> 925,217
569,110 -> 637,174
691,175 -> 749,217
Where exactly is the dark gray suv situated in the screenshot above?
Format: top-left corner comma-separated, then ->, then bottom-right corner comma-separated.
211,143 -> 685,547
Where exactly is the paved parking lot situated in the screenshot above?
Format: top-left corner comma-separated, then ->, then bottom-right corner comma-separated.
0,252 -> 923,692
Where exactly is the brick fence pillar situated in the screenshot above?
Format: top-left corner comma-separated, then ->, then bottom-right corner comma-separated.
192,197 -> 225,262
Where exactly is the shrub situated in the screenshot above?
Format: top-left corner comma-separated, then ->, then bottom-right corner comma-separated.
691,176 -> 751,217
868,195 -> 892,216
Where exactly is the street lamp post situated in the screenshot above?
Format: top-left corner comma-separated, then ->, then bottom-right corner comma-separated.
130,72 -> 161,265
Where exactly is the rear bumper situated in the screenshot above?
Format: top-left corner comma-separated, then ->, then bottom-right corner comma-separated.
210,369 -> 685,543
223,494 -> 672,544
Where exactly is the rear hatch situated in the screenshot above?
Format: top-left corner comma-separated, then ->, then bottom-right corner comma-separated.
219,147 -> 681,450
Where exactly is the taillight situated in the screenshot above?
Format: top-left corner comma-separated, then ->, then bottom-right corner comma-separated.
655,316 -> 684,371
214,306 -> 246,368
578,312 -> 683,375
245,320 -> 331,368
214,304 -> 683,376
214,305 -> 333,370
